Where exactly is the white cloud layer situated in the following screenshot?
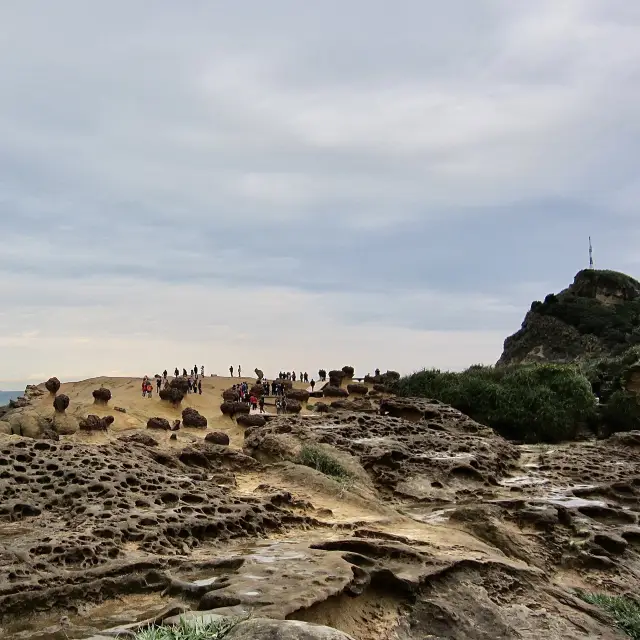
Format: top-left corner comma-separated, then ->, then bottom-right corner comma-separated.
1,1 -> 640,387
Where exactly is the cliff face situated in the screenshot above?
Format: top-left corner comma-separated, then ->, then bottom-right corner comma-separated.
499,269 -> 640,366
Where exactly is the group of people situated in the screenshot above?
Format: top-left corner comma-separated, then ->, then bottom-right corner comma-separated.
229,365 -> 242,377
278,371 -> 310,383
230,382 -> 266,413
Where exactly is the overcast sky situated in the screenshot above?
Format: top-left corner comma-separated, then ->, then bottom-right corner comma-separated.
1,1 -> 640,389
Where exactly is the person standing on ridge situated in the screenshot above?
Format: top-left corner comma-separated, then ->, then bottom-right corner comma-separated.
238,365 -> 242,378
174,367 -> 179,378
198,379 -> 202,395
156,377 -> 162,394
183,368 -> 187,377
201,365 -> 204,377
229,365 -> 234,377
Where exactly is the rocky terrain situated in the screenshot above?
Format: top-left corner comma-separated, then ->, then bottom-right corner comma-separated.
0,374 -> 638,638
499,269 -> 640,366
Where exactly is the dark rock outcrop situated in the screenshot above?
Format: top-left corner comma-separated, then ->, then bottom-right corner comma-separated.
255,368 -> 264,381
205,431 -> 230,446
182,408 -> 207,428
220,401 -> 250,417
328,370 -> 345,387
79,414 -> 114,431
237,413 -> 266,428
169,376 -> 191,394
147,417 -> 171,430
119,432 -> 158,447
323,385 -> 349,398
45,377 -> 61,394
286,388 -> 310,402
92,388 -> 112,404
159,387 -> 185,405
313,402 -> 330,413
284,399 -> 302,414
223,389 -> 240,402
341,366 -> 355,378
346,383 -> 368,395
53,394 -> 69,413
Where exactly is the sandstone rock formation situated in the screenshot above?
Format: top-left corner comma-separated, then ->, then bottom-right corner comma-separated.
182,407 -> 207,428
500,269 -> 640,365
323,385 -> 348,398
45,377 -> 61,394
147,417 -> 171,430
223,388 -> 240,402
341,365 -> 355,378
284,399 -> 302,414
346,383 -> 368,395
79,414 -> 114,431
52,394 -> 69,413
286,388 -> 310,402
205,431 -> 230,445
159,387 -> 185,405
237,413 -> 266,428
328,370 -> 345,387
169,376 -> 191,394
220,401 -> 250,417
255,368 -> 264,381
92,388 -> 112,404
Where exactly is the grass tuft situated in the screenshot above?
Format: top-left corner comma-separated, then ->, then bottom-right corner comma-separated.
577,592 -> 640,639
298,445 -> 352,481
130,616 -> 240,640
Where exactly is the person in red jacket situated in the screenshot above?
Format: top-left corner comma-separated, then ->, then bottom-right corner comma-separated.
249,394 -> 257,410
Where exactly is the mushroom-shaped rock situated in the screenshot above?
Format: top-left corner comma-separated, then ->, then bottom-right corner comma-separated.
341,365 -> 355,378
250,383 -> 264,398
347,383 -> 368,395
286,388 -> 310,402
222,389 -> 240,402
147,417 -> 171,430
45,377 -> 61,394
92,387 -> 112,404
53,394 -> 70,413
328,370 -> 346,387
159,387 -> 185,405
237,413 -> 266,428
284,399 -> 302,414
205,431 -> 230,446
323,385 -> 349,398
79,414 -> 114,431
169,376 -> 190,394
254,368 -> 264,381
220,401 -> 250,417
182,407 -> 208,428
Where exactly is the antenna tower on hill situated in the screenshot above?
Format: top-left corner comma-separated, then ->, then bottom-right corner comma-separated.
589,236 -> 594,269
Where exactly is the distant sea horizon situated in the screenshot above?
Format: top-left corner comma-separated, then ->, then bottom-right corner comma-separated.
0,390 -> 22,406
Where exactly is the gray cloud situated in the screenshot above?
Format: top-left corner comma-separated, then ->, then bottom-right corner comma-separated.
1,1 -> 639,386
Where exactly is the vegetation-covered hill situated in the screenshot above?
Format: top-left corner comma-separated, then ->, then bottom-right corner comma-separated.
499,269 -> 640,365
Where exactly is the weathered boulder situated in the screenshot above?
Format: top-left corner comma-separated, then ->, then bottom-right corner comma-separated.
92,388 -> 112,404
7,413 -> 46,438
323,385 -> 349,398
328,370 -> 346,387
237,413 -> 266,428
313,402 -> 330,413
250,383 -> 264,398
346,383 -> 368,395
24,385 -> 44,399
330,398 -> 375,413
205,431 -> 230,446
45,377 -> 61,394
119,432 -> 158,447
0,421 -> 10,435
286,388 -> 310,402
182,407 -> 207,428
79,415 -> 114,431
255,368 -> 264,381
284,399 -> 302,414
147,417 -> 171,430
53,394 -> 69,413
159,387 -> 185,405
593,532 -> 628,555
169,376 -> 190,394
226,618 -> 355,639
9,397 -> 29,409
341,365 -> 355,378
220,401 -> 250,417
52,412 -> 79,435
222,389 -> 240,402
372,383 -> 391,393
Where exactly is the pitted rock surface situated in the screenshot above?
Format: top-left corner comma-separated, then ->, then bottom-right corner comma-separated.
0,438 -> 308,622
244,408 -> 519,498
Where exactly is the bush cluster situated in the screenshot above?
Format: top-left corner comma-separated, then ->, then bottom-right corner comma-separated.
394,364 -> 597,443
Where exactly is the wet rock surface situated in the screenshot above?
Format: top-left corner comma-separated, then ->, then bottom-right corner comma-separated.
1,388 -> 639,640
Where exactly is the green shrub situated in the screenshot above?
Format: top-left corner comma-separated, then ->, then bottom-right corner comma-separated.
298,445 -> 352,480
600,391 -> 640,436
577,592 -> 640,639
133,616 -> 240,639
394,364 -> 597,443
